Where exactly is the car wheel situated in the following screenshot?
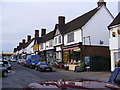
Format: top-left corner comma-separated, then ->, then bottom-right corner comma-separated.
3,71 -> 8,77
40,68 -> 42,72
30,66 -> 33,69
50,69 -> 52,72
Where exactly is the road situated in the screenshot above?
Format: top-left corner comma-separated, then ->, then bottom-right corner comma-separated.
2,62 -> 111,88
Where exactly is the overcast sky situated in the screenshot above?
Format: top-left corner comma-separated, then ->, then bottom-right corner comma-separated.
0,0 -> 119,53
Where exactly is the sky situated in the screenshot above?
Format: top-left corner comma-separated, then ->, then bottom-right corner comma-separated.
0,0 -> 119,53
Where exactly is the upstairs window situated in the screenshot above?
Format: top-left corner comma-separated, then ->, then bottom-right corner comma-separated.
67,32 -> 74,43
59,36 -> 61,43
49,40 -> 53,47
41,43 -> 43,49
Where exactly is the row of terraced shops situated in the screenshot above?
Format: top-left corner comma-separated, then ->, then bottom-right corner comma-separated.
13,0 -> 119,71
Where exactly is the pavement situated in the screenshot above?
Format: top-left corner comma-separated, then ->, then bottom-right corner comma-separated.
2,62 -> 112,88
53,67 -> 111,82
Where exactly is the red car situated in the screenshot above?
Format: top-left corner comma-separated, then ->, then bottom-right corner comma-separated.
24,68 -> 120,89
20,60 -> 27,66
25,78 -> 119,89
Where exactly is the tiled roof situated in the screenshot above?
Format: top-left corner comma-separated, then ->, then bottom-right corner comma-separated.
36,7 -> 100,44
36,30 -> 54,44
108,12 -> 120,28
25,38 -> 35,48
60,7 -> 99,34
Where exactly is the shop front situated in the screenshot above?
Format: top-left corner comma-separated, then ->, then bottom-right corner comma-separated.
63,44 -> 81,71
54,46 -> 62,62
38,51 -> 46,61
63,45 -> 81,63
46,50 -> 55,65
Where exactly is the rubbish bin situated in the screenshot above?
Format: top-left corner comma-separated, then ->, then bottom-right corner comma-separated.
74,62 -> 85,72
74,66 -> 81,72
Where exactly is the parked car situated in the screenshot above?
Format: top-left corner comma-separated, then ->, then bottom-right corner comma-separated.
17,59 -> 22,64
26,55 -> 40,68
0,62 -> 8,77
20,60 -> 27,66
10,58 -> 16,62
2,61 -> 12,70
35,61 -> 52,72
25,68 -> 120,89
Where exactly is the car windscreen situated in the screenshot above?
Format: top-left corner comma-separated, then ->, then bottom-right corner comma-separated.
31,57 -> 40,61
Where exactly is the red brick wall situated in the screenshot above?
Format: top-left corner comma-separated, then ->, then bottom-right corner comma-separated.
83,45 -> 110,59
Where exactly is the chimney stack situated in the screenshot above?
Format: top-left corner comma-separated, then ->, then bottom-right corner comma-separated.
27,35 -> 31,42
97,0 -> 106,7
19,42 -> 23,49
14,48 -> 17,52
35,30 -> 39,37
41,28 -> 46,36
22,39 -> 26,44
58,16 -> 65,24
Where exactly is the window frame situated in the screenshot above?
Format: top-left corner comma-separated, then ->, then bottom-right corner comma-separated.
67,32 -> 74,43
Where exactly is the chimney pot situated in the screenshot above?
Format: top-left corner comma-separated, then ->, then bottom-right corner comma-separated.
97,0 -> 106,7
58,16 -> 65,24
27,35 -> 31,42
41,28 -> 46,36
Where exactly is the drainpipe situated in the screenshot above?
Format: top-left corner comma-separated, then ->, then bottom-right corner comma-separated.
81,28 -> 84,62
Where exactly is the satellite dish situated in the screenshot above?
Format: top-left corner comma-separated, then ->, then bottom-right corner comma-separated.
100,40 -> 104,45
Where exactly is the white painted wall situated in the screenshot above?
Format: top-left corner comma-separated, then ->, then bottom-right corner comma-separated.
26,41 -> 34,54
82,6 -> 113,46
64,29 -> 82,46
39,42 -> 46,51
54,35 -> 63,46
109,25 -> 120,71
46,39 -> 54,50
109,26 -> 120,50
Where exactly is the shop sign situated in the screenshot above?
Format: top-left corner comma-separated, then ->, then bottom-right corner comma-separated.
112,32 -> 116,37
33,45 -> 39,50
73,48 -> 80,51
64,47 -> 79,51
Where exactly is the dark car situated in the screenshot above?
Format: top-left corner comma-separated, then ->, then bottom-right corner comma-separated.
0,62 -> 8,77
2,60 -> 12,70
35,61 -> 52,72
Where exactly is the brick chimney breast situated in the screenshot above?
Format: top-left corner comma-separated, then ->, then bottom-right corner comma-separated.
97,0 -> 106,7
41,28 -> 46,36
58,16 -> 65,24
35,30 -> 39,37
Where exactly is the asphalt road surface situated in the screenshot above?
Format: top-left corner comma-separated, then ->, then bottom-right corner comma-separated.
2,62 -> 111,88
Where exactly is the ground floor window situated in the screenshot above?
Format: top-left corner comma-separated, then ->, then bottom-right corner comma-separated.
114,52 -> 120,67
63,48 -> 80,63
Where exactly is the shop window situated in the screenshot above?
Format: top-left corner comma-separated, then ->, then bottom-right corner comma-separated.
59,36 -> 61,43
112,32 -> 116,37
114,52 -> 120,67
67,32 -> 74,43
